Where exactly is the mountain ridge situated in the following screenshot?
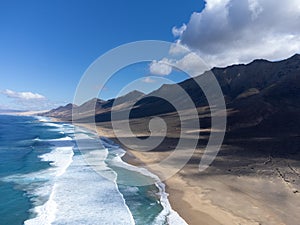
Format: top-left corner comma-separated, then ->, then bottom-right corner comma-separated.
40,53 -> 300,134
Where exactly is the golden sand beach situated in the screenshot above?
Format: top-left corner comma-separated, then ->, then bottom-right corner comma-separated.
75,120 -> 300,225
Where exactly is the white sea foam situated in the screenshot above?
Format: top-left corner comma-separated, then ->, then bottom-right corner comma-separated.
24,188 -> 57,225
100,138 -> 188,225
34,116 -> 51,122
50,154 -> 135,225
24,124 -> 134,225
154,182 -> 188,225
50,130 -> 135,225
3,119 -> 186,225
24,128 -> 75,225
3,135 -> 75,225
43,123 -> 63,128
0,121 -> 75,225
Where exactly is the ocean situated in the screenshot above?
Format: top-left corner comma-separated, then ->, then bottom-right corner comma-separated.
0,115 -> 186,225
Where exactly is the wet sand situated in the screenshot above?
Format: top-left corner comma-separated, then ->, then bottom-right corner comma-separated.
62,119 -> 300,225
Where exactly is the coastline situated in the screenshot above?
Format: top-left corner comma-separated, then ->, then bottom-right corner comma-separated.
49,119 -> 190,224
33,116 -> 164,224
122,150 -> 255,225
71,121 -> 229,225
1,110 -> 50,116
47,118 -> 300,225
117,147 -> 300,225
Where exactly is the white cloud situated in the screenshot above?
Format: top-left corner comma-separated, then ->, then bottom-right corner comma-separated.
149,58 -> 173,76
169,41 -> 190,56
175,53 -> 209,76
2,89 -> 45,100
248,0 -> 263,19
172,24 -> 187,37
174,0 -> 300,67
0,89 -> 65,111
149,52 -> 209,77
142,77 -> 156,83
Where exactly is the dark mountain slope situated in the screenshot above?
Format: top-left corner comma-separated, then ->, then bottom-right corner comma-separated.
41,54 -> 300,133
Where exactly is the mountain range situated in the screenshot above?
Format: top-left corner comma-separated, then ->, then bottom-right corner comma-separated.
39,55 -> 300,196
41,54 -> 300,136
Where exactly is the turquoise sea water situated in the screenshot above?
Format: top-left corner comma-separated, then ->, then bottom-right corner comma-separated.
0,115 -> 186,225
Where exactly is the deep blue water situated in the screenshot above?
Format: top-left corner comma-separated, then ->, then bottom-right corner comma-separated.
0,115 -> 186,225
0,115 -> 64,225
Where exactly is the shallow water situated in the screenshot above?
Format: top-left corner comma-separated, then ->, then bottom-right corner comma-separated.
0,115 -> 186,225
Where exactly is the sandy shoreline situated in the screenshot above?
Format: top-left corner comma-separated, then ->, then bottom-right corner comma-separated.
81,121 -> 300,225
7,110 -> 50,116
126,149 -> 300,225
46,118 -> 300,225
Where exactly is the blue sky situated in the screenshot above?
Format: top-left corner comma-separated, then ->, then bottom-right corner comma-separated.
1,0 -> 299,110
0,0 -> 204,110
